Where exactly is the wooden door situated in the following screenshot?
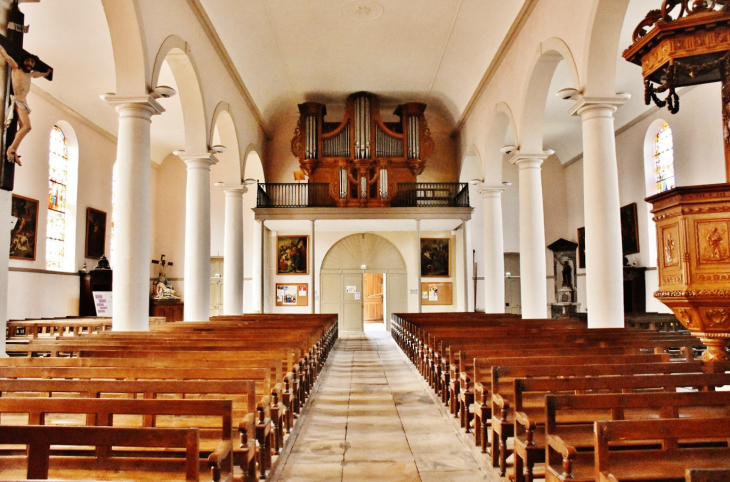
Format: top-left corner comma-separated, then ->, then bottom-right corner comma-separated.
505,277 -> 522,314
342,273 -> 363,331
363,273 -> 384,322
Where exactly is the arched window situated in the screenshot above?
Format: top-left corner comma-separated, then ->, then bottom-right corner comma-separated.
653,122 -> 675,193
46,126 -> 68,270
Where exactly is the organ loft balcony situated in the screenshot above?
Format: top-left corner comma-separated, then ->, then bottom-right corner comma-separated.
259,92 -> 470,213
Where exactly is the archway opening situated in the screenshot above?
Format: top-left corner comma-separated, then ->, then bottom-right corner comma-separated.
320,233 -> 407,332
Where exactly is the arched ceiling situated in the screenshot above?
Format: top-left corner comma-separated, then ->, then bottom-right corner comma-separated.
19,0 -> 680,168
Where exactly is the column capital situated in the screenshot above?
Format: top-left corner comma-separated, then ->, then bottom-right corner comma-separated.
174,151 -> 220,168
214,183 -> 248,195
101,94 -> 166,116
568,93 -> 631,117
506,150 -> 554,168
476,183 -> 506,197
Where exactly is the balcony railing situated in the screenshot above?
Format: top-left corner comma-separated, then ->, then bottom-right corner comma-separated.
257,183 -> 335,208
390,183 -> 470,207
256,182 -> 469,208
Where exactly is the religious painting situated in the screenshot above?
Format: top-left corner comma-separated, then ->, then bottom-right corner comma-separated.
277,236 -> 309,274
420,238 -> 450,277
9,194 -> 38,260
620,202 -> 640,256
85,208 -> 107,259
577,227 -> 586,269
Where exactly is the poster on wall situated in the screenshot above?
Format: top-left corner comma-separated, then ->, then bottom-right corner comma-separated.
277,236 -> 308,274
420,282 -> 453,305
420,238 -> 450,277
9,194 -> 38,260
276,283 -> 309,306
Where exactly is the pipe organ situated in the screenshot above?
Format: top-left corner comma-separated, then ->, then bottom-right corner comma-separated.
291,92 -> 433,207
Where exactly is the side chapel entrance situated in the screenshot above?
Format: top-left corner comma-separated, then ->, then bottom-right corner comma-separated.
320,233 -> 407,331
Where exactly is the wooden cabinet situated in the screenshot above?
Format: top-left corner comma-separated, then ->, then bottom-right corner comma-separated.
149,299 -> 184,323
79,269 -> 112,316
623,267 -> 646,314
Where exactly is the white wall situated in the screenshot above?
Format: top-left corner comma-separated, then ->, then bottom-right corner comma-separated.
8,88 -> 117,319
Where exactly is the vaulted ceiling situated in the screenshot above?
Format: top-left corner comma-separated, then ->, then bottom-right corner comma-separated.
18,0 -> 666,167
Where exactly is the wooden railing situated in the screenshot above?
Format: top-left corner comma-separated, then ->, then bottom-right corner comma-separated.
256,183 -> 335,208
391,183 -> 470,207
256,182 -> 469,208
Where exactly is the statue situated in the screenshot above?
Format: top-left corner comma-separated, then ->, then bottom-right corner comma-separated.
561,258 -> 573,288
151,254 -> 180,300
0,43 -> 52,165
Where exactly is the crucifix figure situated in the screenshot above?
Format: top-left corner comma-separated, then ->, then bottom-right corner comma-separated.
0,1 -> 53,191
0,43 -> 51,165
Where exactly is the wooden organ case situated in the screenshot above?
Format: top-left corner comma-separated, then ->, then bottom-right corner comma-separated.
291,92 -> 434,207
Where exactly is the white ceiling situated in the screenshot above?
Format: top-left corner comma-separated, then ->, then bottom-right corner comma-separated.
198,0 -> 527,125
19,0 -> 673,168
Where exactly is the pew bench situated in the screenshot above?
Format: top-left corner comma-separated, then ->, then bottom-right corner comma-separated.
513,375 -> 730,482
0,425 -> 209,482
594,418 -> 730,482
0,397 -> 241,482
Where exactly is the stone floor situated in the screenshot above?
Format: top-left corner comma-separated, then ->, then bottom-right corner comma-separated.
269,325 -> 500,482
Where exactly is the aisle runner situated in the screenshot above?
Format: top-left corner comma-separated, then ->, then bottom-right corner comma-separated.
270,327 -> 493,482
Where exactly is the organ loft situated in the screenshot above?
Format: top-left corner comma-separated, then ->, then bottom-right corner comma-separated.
291,92 -> 434,207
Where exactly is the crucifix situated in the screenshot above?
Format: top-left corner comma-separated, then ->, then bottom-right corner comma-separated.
0,1 -> 53,191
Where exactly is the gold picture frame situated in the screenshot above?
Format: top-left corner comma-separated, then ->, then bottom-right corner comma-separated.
276,236 -> 309,274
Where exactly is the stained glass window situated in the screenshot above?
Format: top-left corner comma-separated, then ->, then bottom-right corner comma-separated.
46,126 -> 68,270
654,122 -> 675,193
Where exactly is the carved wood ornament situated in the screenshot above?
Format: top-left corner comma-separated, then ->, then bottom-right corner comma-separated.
290,92 -> 433,207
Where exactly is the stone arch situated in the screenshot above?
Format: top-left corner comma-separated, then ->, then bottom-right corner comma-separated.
484,102 -> 519,184
583,0 -> 632,97
151,36 -> 207,153
322,234 -> 406,271
321,233 -> 408,331
519,37 -> 581,153
459,145 -> 482,183
210,105 -> 241,183
243,144 -> 265,183
101,0 -> 148,96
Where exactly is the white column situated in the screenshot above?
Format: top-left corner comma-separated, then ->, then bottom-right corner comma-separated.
219,185 -> 245,315
0,1 -> 13,354
509,152 -> 551,319
103,96 -> 165,331
177,152 -> 219,321
416,219 -> 422,313
0,190 -> 11,356
251,219 -> 263,313
570,96 -> 629,328
311,220 -> 316,314
479,185 -> 506,313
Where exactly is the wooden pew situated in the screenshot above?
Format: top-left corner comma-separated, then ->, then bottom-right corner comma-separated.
0,425 -> 206,482
686,468 -> 730,482
594,418 -> 730,482
0,378 -> 264,480
0,398 -> 240,482
545,392 -> 730,482
512,375 -> 730,482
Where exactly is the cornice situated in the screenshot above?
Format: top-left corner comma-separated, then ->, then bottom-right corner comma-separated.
453,0 -> 539,136
186,0 -> 270,139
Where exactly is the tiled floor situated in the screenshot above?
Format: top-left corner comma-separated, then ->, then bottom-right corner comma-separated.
269,325 -> 498,482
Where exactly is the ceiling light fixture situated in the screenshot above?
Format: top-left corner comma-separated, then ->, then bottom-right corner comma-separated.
209,145 -> 227,154
556,87 -> 580,100
151,85 -> 177,99
500,145 -> 517,154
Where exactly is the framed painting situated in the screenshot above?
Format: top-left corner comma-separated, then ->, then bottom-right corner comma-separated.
9,194 -> 39,261
620,202 -> 640,255
420,238 -> 450,277
85,207 -> 107,259
276,236 -> 309,274
577,227 -> 586,269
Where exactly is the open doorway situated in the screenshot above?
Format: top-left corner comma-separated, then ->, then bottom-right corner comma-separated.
363,273 -> 384,324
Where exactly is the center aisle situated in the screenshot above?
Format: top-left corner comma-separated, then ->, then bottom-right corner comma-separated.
270,326 -> 496,482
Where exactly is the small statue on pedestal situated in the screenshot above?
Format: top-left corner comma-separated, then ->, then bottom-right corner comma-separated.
151,254 -> 180,300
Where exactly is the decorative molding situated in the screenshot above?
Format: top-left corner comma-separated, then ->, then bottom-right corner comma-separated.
9,267 -> 79,277
186,0 -> 269,139
453,0 -> 539,135
30,85 -> 117,143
